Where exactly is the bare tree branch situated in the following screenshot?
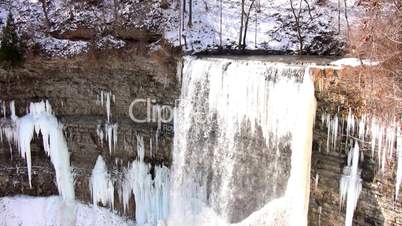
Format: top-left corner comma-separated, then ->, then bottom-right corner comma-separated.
290,0 -> 304,54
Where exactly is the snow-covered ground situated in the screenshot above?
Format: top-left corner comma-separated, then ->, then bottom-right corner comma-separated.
0,0 -> 362,57
163,0 -> 362,54
0,196 -> 133,226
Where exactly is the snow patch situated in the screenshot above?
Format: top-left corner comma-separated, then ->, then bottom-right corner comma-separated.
0,196 -> 132,226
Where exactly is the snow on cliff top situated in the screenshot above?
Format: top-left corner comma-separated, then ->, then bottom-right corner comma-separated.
162,0 -> 362,54
0,0 -> 362,57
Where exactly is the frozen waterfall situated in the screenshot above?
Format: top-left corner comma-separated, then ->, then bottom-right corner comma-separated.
168,57 -> 316,226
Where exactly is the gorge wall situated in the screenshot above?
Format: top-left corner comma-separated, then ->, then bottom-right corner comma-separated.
1,56 -> 401,226
0,54 -> 179,217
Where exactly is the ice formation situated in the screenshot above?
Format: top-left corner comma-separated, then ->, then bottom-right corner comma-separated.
104,123 -> 118,154
322,113 -> 339,152
339,143 -> 362,226
96,124 -> 104,147
396,128 -> 402,200
121,134 -> 170,225
169,57 -> 316,226
318,206 -> 322,226
0,100 -> 75,202
90,156 -> 115,209
315,173 -> 320,190
96,90 -> 118,154
98,91 -> 115,122
322,109 -> 402,200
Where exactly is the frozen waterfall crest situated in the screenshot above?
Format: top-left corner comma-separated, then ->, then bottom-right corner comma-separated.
168,57 -> 316,226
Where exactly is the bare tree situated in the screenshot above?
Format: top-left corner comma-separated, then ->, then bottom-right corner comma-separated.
179,0 -> 183,46
242,0 -> 256,49
39,0 -> 51,31
304,0 -> 313,20
337,0 -> 341,33
290,0 -> 304,54
113,0 -> 120,27
220,0 -> 223,47
239,0 -> 245,47
343,0 -> 350,39
337,0 -> 350,36
254,0 -> 261,48
238,0 -> 257,49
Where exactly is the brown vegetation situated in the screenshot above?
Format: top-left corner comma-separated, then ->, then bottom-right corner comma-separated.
315,0 -> 402,120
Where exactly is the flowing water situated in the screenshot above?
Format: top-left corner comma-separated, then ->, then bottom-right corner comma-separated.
168,57 -> 316,226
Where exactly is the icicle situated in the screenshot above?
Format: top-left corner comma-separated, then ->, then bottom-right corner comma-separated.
150,136 -> 153,157
2,100 -> 6,118
136,134 -> 145,161
315,173 -> 319,190
371,118 -> 378,157
378,126 -> 384,173
326,114 -> 331,152
10,101 -> 16,121
98,91 -> 113,122
345,109 -> 353,153
104,123 -> 118,154
318,206 -> 322,226
106,92 -> 111,122
340,143 -> 362,226
386,120 -> 396,160
90,155 -> 114,209
101,91 -> 104,106
358,115 -> 365,141
333,114 -> 338,152
321,114 -> 325,126
96,124 -> 104,147
113,123 -> 118,151
396,127 -> 402,200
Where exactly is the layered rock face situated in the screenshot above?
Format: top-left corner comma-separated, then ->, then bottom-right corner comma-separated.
0,55 -> 179,216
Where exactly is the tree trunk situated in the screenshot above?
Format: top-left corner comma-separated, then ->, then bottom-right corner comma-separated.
242,0 -> 256,49
290,0 -> 304,54
220,0 -> 223,47
113,0 -> 119,27
188,0 -> 193,27
179,0 -> 182,46
255,10 -> 258,48
40,0 -> 50,31
239,0 -> 245,48
344,0 -> 350,39
337,0 -> 341,34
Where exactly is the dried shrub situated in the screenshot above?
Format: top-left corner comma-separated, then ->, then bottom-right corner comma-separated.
319,0 -> 402,119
